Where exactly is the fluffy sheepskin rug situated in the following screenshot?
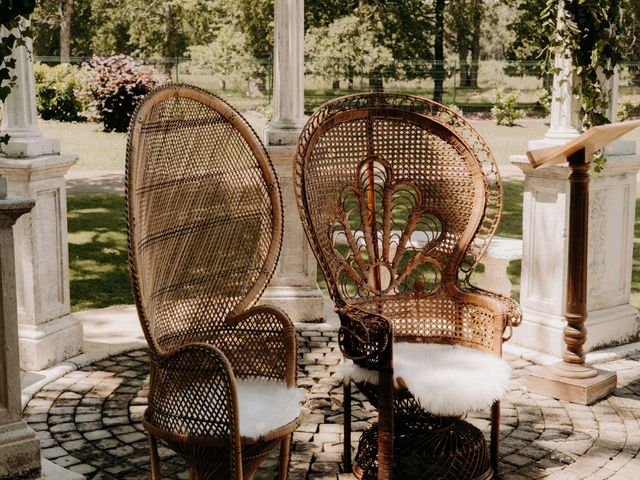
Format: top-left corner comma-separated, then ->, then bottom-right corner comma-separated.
236,379 -> 304,439
339,343 -> 511,417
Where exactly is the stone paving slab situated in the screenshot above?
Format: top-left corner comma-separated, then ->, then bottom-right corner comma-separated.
23,326 -> 640,479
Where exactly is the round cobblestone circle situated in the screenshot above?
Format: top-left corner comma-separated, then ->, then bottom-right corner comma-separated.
23,340 -> 640,480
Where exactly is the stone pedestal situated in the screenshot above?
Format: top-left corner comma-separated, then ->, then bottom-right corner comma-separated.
0,197 -> 41,480
0,156 -> 81,371
260,0 -> 323,321
1,25 -> 81,371
261,146 -> 324,322
510,151 -> 640,357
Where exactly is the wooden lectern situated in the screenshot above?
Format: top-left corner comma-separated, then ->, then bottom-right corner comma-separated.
526,120 -> 640,405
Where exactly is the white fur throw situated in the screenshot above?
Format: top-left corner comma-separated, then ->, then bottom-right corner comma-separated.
339,343 -> 511,417
236,379 -> 304,439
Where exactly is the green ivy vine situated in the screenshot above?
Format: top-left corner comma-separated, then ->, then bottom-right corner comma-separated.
543,0 -> 627,171
1,0 -> 37,145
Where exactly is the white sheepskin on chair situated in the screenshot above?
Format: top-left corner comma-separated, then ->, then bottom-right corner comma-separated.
339,343 -> 511,417
236,379 -> 304,439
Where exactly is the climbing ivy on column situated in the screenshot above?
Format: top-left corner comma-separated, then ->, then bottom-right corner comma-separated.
543,0 -> 626,128
1,0 -> 37,144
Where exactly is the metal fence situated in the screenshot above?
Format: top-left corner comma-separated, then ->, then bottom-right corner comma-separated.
34,56 -> 640,117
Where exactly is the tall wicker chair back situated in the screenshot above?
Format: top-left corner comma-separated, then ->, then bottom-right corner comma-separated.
127,84 -> 301,480
295,93 -> 521,480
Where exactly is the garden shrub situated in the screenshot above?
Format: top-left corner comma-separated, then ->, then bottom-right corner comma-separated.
34,63 -> 85,122
536,89 -> 551,117
78,55 -> 168,132
491,89 -> 523,126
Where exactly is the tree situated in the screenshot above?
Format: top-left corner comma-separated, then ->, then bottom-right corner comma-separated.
503,0 -> 553,86
622,1 -> 640,84
32,0 -> 94,57
433,0 -> 446,103
59,0 -> 73,63
188,23 -> 255,90
305,15 -> 394,91
446,0 -> 484,88
358,0 -> 434,91
305,0 -> 357,30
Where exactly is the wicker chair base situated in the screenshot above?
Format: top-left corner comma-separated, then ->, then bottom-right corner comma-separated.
165,437 -> 280,480
352,422 -> 493,480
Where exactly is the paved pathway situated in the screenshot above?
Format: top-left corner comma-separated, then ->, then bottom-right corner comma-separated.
22,321 -> 640,480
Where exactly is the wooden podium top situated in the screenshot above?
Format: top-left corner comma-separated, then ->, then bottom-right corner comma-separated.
527,120 -> 640,168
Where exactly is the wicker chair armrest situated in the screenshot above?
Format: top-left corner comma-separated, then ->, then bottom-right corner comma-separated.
225,305 -> 297,386
335,305 -> 393,365
450,284 -> 522,349
148,343 -> 243,477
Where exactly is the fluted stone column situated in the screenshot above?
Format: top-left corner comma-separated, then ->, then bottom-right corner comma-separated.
261,0 -> 324,322
0,195 -> 40,480
0,23 -> 81,370
509,2 -> 640,356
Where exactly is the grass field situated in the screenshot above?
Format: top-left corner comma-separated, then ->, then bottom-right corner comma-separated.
67,184 -> 640,312
67,194 -> 131,311
42,116 -> 640,171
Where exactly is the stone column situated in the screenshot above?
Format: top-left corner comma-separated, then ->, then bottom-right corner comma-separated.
263,0 -> 305,146
0,194 -> 40,480
0,24 -> 81,370
509,2 -> 640,356
260,0 -> 324,323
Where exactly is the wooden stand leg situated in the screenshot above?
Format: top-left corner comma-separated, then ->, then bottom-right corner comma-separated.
527,148 -> 617,405
490,401 -> 500,474
148,433 -> 161,480
343,379 -> 352,473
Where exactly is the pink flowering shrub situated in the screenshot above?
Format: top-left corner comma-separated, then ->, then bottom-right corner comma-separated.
79,55 -> 169,132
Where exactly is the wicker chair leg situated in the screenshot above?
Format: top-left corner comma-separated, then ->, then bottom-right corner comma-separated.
278,433 -> 293,480
343,379 -> 352,473
377,344 -> 394,480
491,400 -> 500,474
148,433 -> 161,480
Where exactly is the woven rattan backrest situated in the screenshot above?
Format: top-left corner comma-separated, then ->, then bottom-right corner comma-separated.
295,94 -> 502,335
127,85 -> 282,356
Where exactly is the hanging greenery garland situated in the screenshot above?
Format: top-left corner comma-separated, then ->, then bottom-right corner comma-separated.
1,0 -> 37,144
543,0 -> 627,170
544,0 -> 626,128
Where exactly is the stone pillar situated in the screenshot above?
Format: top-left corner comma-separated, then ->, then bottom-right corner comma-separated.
0,195 -> 40,480
509,2 -> 640,356
260,0 -> 324,322
263,0 -> 305,146
0,24 -> 81,370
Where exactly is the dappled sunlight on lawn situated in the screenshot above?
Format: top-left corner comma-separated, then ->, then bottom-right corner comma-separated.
67,194 -> 132,311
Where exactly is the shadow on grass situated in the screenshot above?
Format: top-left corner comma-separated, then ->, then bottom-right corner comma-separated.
67,193 -> 132,312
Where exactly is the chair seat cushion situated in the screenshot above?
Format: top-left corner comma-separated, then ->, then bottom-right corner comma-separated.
236,379 -> 304,439
340,343 -> 511,417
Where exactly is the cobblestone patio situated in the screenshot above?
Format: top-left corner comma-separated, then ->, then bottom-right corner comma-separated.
23,323 -> 640,480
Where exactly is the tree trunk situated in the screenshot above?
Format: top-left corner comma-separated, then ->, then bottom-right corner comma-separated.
332,79 -> 340,90
369,74 -> 384,92
459,53 -> 470,88
162,6 -> 175,76
59,0 -> 74,63
433,0 -> 446,103
468,0 -> 482,89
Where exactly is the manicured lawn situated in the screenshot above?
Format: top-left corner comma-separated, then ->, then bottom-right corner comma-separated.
44,117 -> 640,172
67,194 -> 131,311
41,120 -> 127,170
68,184 -> 640,312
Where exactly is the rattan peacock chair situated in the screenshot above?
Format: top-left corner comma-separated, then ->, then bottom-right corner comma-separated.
126,84 -> 302,480
294,93 -> 522,480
